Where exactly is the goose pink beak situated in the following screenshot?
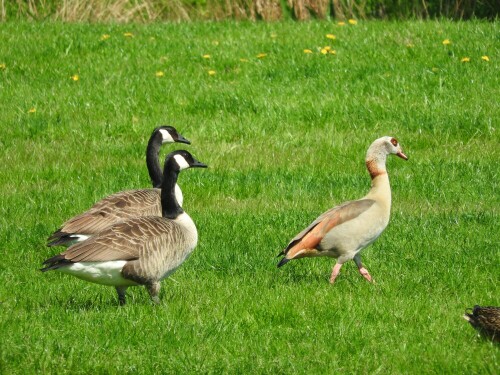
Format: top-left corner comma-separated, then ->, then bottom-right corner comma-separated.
397,152 -> 408,160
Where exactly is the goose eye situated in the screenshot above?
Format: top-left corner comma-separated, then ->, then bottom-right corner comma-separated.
390,138 -> 398,146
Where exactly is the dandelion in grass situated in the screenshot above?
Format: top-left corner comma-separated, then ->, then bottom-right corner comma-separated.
71,74 -> 79,81
323,46 -> 332,51
337,21 -> 346,26
28,108 -> 36,114
257,53 -> 267,59
208,70 -> 216,75
442,39 -> 451,45
303,49 -> 313,54
203,54 -> 211,59
461,57 -> 470,63
481,55 -> 490,62
326,34 -> 336,40
155,71 -> 164,77
320,48 -> 328,55
348,19 -> 357,25
0,63 -> 6,70
124,32 -> 134,38
100,34 -> 110,41
329,50 -> 337,55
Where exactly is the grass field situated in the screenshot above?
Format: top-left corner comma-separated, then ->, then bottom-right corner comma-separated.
0,20 -> 499,373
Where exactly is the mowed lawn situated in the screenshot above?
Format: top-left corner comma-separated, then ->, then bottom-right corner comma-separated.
0,20 -> 498,373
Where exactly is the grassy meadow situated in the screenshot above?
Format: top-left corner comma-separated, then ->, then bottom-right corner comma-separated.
0,20 -> 499,373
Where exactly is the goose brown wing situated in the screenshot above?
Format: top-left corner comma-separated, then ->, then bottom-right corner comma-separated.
50,189 -> 162,238
48,216 -> 178,264
282,199 -> 376,255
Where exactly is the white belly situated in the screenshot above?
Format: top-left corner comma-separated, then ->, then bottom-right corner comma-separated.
57,261 -> 138,287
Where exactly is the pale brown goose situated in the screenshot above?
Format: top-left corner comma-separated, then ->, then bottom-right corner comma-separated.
41,150 -> 207,305
47,126 -> 190,247
277,136 -> 408,283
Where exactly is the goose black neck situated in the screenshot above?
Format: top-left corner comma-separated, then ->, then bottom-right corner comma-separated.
160,161 -> 183,219
146,137 -> 163,188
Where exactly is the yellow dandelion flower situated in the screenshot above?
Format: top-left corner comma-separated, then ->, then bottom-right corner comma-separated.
28,108 -> 36,114
100,34 -> 110,41
71,74 -> 79,81
326,34 -> 336,40
329,50 -> 337,55
323,46 -> 332,51
320,48 -> 328,55
348,19 -> 357,25
442,39 -> 451,45
303,49 -> 313,54
337,21 -> 346,26
0,63 -> 6,70
123,32 -> 134,38
257,53 -> 267,59
155,71 -> 164,77
203,54 -> 211,59
481,55 -> 490,62
461,57 -> 470,63
208,70 -> 216,75
240,58 -> 249,62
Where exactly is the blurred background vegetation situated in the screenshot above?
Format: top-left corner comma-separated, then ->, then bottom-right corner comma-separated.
2,0 -> 499,22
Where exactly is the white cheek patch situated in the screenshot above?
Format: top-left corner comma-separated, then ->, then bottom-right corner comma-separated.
159,129 -> 174,144
173,154 -> 190,170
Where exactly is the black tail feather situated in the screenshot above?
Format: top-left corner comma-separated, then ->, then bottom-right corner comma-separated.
277,257 -> 290,268
47,234 -> 77,247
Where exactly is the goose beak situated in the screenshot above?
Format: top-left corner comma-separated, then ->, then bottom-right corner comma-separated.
177,135 -> 191,145
191,159 -> 208,168
396,152 -> 408,160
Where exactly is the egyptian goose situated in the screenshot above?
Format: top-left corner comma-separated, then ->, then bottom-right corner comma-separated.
277,136 -> 408,283
464,306 -> 500,342
41,150 -> 207,305
47,126 -> 190,247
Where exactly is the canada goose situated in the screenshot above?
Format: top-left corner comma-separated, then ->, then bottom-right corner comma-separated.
464,306 -> 500,342
41,150 -> 207,305
47,126 -> 190,247
277,136 -> 408,283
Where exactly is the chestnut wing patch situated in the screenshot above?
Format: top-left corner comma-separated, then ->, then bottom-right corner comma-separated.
283,199 -> 376,255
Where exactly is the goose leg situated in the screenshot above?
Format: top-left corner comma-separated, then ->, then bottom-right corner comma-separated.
116,286 -> 128,306
329,263 -> 343,284
354,254 -> 373,282
146,282 -> 161,304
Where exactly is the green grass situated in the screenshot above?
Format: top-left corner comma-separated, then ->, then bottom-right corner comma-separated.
0,20 -> 499,373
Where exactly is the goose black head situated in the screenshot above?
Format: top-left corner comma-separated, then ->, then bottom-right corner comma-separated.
152,125 -> 191,145
166,150 -> 208,172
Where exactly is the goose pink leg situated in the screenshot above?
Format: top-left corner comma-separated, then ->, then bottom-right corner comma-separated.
358,267 -> 373,282
329,263 -> 343,284
354,254 -> 373,282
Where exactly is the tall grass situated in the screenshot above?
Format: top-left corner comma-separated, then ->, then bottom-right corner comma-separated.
0,20 -> 499,373
2,0 -> 499,22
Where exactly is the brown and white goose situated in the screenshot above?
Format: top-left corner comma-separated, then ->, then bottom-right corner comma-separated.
47,126 -> 190,247
277,136 -> 408,283
41,150 -> 207,305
